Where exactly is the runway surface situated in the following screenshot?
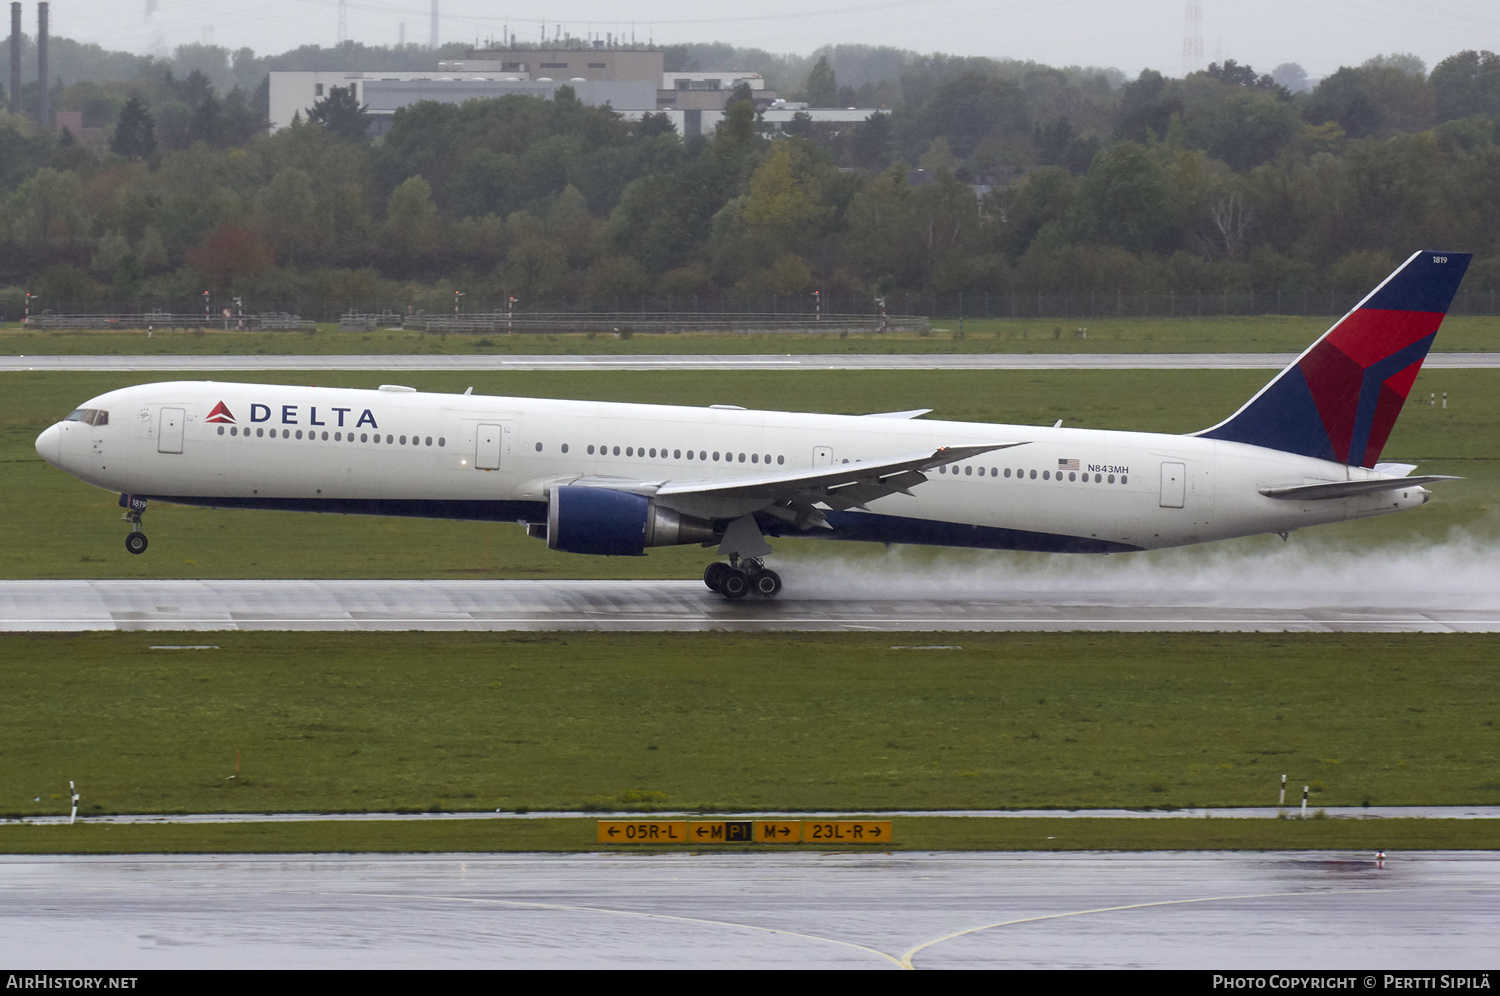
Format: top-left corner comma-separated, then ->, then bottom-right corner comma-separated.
3,851 -> 1496,969
4,577 -> 1500,633
5,351 -> 1500,372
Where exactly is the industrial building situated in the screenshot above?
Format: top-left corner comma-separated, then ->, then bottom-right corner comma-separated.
268,47 -> 873,139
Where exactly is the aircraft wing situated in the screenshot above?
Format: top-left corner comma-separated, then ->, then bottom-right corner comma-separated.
553,443 -> 1024,524
652,443 -> 1023,524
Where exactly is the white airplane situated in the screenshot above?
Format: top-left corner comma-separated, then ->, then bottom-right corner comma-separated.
35,250 -> 1470,599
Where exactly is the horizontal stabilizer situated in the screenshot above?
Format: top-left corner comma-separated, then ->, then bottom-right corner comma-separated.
1259,476 -> 1459,501
862,409 -> 933,419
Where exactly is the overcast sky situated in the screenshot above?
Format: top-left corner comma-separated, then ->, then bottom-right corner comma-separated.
36,0 -> 1500,80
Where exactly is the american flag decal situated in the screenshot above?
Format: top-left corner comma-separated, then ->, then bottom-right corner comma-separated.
1058,458 -> 1079,472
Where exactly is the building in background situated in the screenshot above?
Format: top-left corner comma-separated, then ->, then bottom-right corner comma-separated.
268,47 -> 878,139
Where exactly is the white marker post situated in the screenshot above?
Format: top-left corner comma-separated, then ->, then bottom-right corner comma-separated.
1279,774 -> 1286,807
1301,785 -> 1309,819
69,780 -> 78,824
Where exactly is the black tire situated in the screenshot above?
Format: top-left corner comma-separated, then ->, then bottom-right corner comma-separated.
754,570 -> 782,597
125,532 -> 148,555
720,571 -> 750,599
704,562 -> 730,592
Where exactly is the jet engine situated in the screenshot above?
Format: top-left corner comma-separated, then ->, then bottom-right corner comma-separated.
546,486 -> 716,556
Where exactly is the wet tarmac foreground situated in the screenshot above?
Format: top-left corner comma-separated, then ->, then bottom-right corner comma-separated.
2,851 -> 1496,969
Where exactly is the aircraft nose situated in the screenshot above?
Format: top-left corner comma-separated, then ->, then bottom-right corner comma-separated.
35,422 -> 62,466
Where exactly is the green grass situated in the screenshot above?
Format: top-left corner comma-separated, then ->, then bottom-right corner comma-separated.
2,315 -> 1497,355
2,816 -> 1493,854
3,631 -> 1496,818
5,366 -> 1499,580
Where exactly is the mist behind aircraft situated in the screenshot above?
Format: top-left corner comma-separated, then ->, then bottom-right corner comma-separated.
774,527 -> 1500,610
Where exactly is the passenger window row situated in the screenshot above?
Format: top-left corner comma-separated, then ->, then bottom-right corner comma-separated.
938,463 -> 1128,485
545,443 -> 788,466
216,425 -> 446,447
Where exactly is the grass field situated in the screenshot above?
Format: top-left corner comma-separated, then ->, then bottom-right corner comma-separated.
2,816 -> 1493,855
3,358 -> 1498,853
2,315 -> 1497,356
2,631 -> 1496,821
4,366 -> 1498,580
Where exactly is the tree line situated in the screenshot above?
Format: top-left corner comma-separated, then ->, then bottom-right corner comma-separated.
2,37 -> 1499,317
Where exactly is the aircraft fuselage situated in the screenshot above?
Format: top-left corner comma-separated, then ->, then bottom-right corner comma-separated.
35,380 -> 1428,555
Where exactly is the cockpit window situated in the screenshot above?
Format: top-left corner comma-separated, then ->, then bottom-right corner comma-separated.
65,408 -> 108,426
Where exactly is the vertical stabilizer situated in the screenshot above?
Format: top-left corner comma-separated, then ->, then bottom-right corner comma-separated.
1199,251 -> 1470,467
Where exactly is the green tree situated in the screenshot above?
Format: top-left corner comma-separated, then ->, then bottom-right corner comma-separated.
111,96 -> 156,159
720,98 -> 756,144
112,253 -> 146,299
189,93 -> 226,147
383,175 -> 438,256
805,56 -> 838,107
1430,50 -> 1500,122
10,167 -> 85,245
1073,141 -> 1174,253
255,166 -> 328,257
1304,68 -> 1383,139
850,112 -> 893,168
308,84 -> 370,142
1114,69 -> 1181,143
915,72 -> 1027,160
1192,88 -> 1300,171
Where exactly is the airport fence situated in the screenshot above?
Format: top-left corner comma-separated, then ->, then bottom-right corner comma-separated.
21,311 -> 317,332
8,285 -> 1498,331
399,311 -> 930,334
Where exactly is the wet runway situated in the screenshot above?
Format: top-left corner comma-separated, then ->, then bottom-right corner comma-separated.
2,851 -> 1495,969
5,351 -> 1500,372
3,577 -> 1500,632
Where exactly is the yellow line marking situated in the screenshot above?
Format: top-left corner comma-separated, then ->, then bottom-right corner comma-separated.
347,891 -> 908,969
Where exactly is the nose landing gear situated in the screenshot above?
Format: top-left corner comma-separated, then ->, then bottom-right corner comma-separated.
703,556 -> 782,599
119,493 -> 149,555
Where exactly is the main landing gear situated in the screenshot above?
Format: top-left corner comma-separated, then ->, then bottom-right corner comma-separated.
703,556 -> 782,600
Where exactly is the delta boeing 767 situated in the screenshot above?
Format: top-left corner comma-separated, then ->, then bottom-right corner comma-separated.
35,250 -> 1471,598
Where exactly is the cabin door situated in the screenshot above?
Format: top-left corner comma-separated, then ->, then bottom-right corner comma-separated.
1159,462 -> 1186,508
475,423 -> 512,470
158,408 -> 185,454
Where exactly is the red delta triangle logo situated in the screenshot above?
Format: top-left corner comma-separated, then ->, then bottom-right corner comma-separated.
205,401 -> 236,423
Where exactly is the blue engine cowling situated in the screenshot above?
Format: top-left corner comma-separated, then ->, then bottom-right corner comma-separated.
546,486 -> 716,556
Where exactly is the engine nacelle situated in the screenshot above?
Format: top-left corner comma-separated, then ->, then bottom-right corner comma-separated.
547,486 -> 716,556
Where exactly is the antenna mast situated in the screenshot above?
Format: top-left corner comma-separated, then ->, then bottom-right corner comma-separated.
1182,0 -> 1204,76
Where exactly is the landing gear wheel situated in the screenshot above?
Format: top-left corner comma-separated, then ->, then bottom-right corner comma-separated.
704,562 -> 731,592
720,571 -> 750,599
753,570 -> 782,597
125,532 -> 148,555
